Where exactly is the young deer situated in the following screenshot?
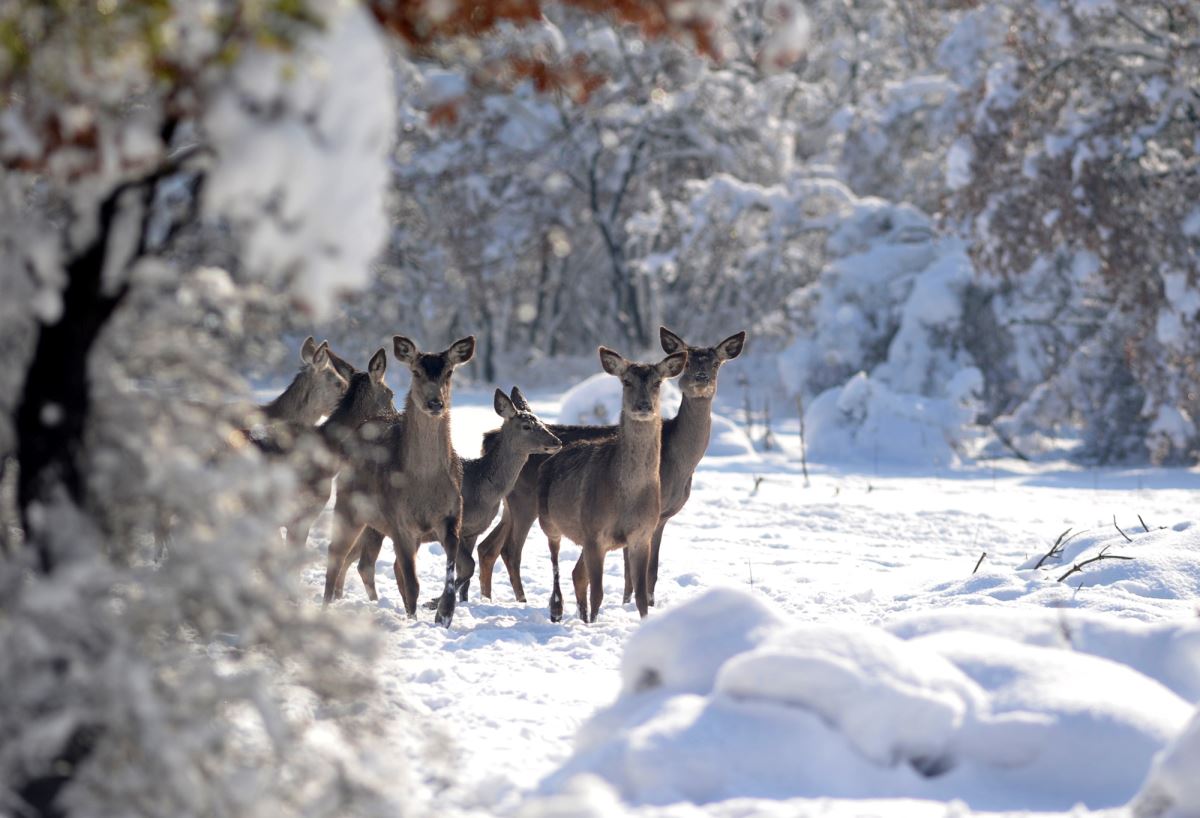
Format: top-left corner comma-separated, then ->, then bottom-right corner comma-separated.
538,347 -> 686,623
323,336 -> 474,627
330,386 -> 561,603
475,328 -> 746,606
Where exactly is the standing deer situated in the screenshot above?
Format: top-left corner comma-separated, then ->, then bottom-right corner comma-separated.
155,336 -> 354,560
474,328 -> 746,606
280,347 -> 396,552
329,386 -> 561,603
323,335 -> 474,627
538,346 -> 686,623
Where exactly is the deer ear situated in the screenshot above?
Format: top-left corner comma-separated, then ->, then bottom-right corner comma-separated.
393,335 -> 418,364
368,348 -> 388,382
599,347 -> 628,377
660,326 -> 686,355
716,331 -> 746,361
658,351 -> 688,379
509,386 -> 531,412
312,341 -> 331,368
300,336 -> 318,364
327,348 -> 356,382
494,388 -> 516,419
447,336 -> 475,366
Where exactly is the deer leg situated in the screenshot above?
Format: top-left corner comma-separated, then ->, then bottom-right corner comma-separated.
323,505 -> 363,605
502,490 -> 538,603
392,532 -> 420,618
622,548 -> 633,605
457,533 -> 478,602
571,553 -> 589,623
647,522 -> 666,607
476,508 -> 510,600
548,535 -> 564,623
627,541 -> 651,618
287,474 -> 333,551
434,515 -> 462,627
585,545 -> 606,624
355,527 -> 386,602
333,534 -> 362,599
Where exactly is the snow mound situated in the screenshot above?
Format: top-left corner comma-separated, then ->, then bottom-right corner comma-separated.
558,372 -> 682,425
543,588 -> 1194,811
620,587 -> 783,696
705,413 -> 758,459
1133,706 -> 1200,818
803,368 -> 980,466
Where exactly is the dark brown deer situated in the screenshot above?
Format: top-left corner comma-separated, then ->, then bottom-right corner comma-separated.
474,327 -> 746,605
538,346 -> 686,623
329,386 -> 561,603
322,335 -> 474,627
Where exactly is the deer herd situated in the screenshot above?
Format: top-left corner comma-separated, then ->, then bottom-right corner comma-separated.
243,328 -> 746,628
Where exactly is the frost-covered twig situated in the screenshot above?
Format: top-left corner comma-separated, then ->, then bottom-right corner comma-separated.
972,552 -> 987,574
1057,545 -> 1134,582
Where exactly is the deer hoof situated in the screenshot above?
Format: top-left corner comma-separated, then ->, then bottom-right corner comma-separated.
422,598 -> 439,610
435,592 -> 456,627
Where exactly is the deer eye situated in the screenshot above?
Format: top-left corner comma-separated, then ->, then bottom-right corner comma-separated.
522,423 -> 531,431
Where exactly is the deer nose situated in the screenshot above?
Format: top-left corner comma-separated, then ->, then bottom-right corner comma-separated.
426,398 -> 444,413
635,401 -> 652,413
694,372 -> 710,382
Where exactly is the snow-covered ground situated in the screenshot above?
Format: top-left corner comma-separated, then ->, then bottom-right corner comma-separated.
303,388 -> 1200,818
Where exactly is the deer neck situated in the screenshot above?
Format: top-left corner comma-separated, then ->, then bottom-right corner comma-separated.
616,411 -> 662,488
473,433 -> 527,504
400,393 -> 453,473
263,370 -> 315,424
664,391 -> 713,474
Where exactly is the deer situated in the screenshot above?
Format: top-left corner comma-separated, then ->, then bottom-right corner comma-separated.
538,346 -> 686,623
279,347 -> 397,552
474,327 -> 746,607
154,336 -> 355,560
327,386 -> 561,603
322,335 -> 475,627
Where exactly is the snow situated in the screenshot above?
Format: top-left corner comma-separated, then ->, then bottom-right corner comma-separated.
202,2 -> 394,317
304,389 -> 1200,818
1134,706 -> 1200,818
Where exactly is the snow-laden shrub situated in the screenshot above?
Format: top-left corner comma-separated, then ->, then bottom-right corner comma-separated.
779,198 -> 986,465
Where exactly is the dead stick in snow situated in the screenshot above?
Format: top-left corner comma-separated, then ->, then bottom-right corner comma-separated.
972,552 -> 987,574
1113,516 -> 1133,543
1138,513 -> 1152,533
1057,545 -> 1133,583
1034,527 -> 1073,569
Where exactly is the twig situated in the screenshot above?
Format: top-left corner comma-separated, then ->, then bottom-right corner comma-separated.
1137,513 -> 1151,533
1112,515 -> 1132,543
989,422 -> 1031,462
1034,527 -> 1072,569
796,393 -> 810,488
747,560 -> 754,588
751,475 -> 764,495
972,552 -> 987,574
1057,545 -> 1134,582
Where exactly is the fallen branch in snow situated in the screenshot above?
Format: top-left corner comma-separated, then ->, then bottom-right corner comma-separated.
1034,527 -> 1077,569
972,552 -> 987,574
1137,513 -> 1161,533
1057,545 -> 1133,583
1113,516 -> 1133,543
751,475 -> 765,495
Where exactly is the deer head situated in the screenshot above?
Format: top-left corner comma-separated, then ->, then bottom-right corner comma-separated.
392,335 -> 475,418
298,337 -> 351,417
494,386 -> 561,455
599,346 -> 687,422
659,327 -> 747,400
